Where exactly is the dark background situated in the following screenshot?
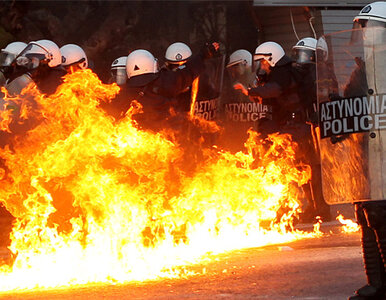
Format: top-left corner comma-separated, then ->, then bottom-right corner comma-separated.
0,0 -> 260,82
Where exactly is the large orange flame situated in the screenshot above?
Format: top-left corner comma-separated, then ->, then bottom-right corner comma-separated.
0,70 -> 318,291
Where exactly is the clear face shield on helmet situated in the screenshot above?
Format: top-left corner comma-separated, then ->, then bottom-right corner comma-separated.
164,60 -> 187,71
351,18 -> 386,45
64,58 -> 87,73
0,51 -> 17,67
111,67 -> 127,85
252,58 -> 270,85
291,48 -> 315,64
226,61 -> 247,82
15,43 -> 50,70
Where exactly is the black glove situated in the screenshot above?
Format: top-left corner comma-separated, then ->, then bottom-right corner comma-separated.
201,42 -> 220,60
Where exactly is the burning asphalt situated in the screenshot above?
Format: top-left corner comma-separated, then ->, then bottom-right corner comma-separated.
0,220 -> 362,300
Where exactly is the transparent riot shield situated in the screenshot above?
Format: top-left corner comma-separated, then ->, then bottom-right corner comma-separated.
216,61 -> 273,152
316,27 -> 386,204
191,55 -> 225,121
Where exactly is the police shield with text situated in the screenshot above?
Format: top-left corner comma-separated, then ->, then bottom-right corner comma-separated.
192,44 -> 225,122
316,2 -> 386,299
218,49 -> 269,152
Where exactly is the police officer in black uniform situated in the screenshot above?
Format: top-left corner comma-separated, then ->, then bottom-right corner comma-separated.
291,37 -> 332,223
6,39 -> 66,96
162,42 -> 193,114
121,43 -> 219,132
218,49 -> 263,152
234,41 -> 331,222
234,41 -> 300,136
1,39 -> 66,148
0,41 -> 27,88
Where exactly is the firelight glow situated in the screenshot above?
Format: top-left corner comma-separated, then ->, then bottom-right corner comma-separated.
0,69 -> 321,291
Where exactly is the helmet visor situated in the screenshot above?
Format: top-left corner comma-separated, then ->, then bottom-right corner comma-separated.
351,20 -> 386,45
252,58 -> 271,74
18,43 -> 49,62
0,51 -> 16,67
165,60 -> 186,71
353,19 -> 386,30
292,49 -> 315,63
16,55 -> 42,70
111,68 -> 127,85
226,63 -> 245,81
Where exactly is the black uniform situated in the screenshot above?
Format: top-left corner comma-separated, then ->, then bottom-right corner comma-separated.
248,55 -> 331,222
0,65 -> 66,148
31,66 -> 67,95
247,55 -> 301,135
107,54 -> 205,132
292,62 -> 317,121
292,61 -> 332,222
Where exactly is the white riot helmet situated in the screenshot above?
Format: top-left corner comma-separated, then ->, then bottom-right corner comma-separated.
292,37 -> 317,64
164,42 -> 192,70
353,1 -> 386,28
60,44 -> 88,70
0,41 -> 27,67
126,49 -> 159,86
111,56 -> 127,85
254,41 -> 285,67
17,39 -> 62,69
226,49 -> 252,68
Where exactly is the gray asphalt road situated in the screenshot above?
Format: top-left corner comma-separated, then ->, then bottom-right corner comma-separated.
0,222 -> 365,300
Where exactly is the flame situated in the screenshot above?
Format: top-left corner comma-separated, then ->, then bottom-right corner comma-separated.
337,214 -> 360,233
0,69 -> 320,292
312,216 -> 323,237
189,77 -> 199,119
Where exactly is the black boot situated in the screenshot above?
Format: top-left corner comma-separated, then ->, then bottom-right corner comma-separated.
374,225 -> 386,298
348,205 -> 385,300
348,284 -> 385,300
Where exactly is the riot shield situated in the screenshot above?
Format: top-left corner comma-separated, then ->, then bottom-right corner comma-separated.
192,55 -> 225,121
316,27 -> 386,204
216,62 -> 272,152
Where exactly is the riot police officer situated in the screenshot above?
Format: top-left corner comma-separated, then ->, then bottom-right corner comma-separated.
292,37 -> 318,122
235,41 -> 331,222
291,37 -> 332,223
6,39 -> 66,96
164,42 -> 192,71
0,41 -> 27,87
218,49 -> 261,152
234,41 -> 301,135
345,3 -> 386,299
123,43 -> 219,132
163,42 -> 193,113
0,40 -> 66,148
109,56 -> 127,85
99,56 -> 130,119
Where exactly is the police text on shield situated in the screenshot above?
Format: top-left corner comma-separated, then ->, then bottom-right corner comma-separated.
320,94 -> 386,138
